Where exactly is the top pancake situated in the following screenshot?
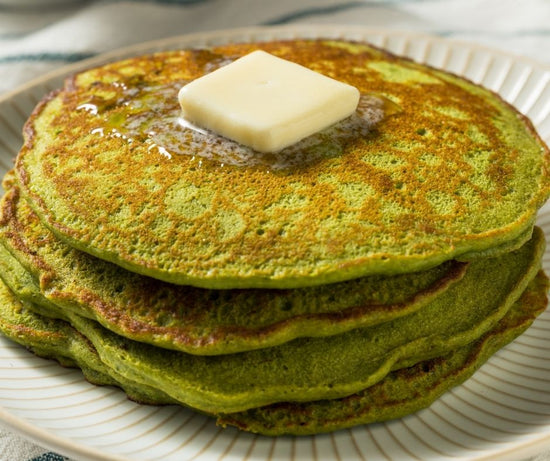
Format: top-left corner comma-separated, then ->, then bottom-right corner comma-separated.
15,39 -> 550,288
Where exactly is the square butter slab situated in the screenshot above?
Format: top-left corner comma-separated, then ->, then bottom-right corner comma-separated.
178,50 -> 360,153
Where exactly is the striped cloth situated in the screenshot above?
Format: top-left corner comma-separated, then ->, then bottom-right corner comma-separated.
1,0 -> 550,95
0,0 -> 550,460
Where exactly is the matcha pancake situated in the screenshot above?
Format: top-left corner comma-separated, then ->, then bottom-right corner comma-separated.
15,39 -> 550,289
0,228 -> 544,414
0,277 -> 178,407
0,181 -> 468,355
220,269 -> 550,435
0,267 -> 546,435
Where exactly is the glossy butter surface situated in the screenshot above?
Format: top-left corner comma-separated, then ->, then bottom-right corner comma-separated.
178,50 -> 360,152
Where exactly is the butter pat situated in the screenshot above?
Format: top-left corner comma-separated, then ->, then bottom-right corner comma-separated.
178,50 -> 360,153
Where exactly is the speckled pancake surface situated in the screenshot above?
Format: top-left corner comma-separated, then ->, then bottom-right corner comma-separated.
0,181 -> 468,355
15,39 -> 550,288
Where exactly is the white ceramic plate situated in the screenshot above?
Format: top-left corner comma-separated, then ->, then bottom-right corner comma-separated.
1,25 -> 550,461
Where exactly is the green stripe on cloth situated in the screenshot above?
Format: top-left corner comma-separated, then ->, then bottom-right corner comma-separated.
30,453 -> 69,461
0,52 -> 96,64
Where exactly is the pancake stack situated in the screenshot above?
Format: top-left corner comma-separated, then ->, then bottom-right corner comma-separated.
0,39 -> 549,436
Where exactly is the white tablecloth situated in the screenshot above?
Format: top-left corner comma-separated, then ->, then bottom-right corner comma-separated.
0,0 -> 549,460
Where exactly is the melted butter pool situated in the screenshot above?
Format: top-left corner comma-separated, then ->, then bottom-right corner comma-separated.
80,80 -> 399,171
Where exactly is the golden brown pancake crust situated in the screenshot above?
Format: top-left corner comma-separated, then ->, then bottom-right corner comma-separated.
0,182 -> 468,354
16,39 -> 550,288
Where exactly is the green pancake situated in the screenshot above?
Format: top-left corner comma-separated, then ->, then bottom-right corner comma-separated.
15,39 -> 550,289
220,270 -> 550,435
0,277 -> 178,406
0,228 -> 544,414
0,182 -> 469,355
0,271 -> 546,435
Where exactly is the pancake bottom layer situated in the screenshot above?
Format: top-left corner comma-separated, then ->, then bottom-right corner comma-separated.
0,227 -> 545,414
0,271 -> 547,435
